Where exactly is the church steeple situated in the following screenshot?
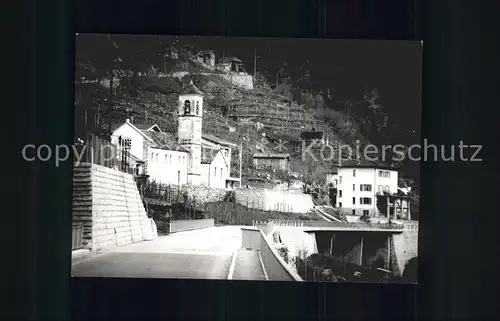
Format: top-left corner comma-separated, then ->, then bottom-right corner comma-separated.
177,80 -> 204,185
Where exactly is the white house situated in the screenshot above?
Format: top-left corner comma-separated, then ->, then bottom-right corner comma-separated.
335,159 -> 398,217
110,80 -> 239,189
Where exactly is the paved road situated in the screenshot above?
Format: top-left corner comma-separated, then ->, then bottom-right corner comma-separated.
231,249 -> 267,280
71,226 -> 266,280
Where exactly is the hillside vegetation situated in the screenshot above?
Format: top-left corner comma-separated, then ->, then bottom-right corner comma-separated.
75,36 -> 405,183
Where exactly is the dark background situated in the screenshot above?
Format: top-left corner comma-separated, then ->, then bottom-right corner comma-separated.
12,0 -> 499,320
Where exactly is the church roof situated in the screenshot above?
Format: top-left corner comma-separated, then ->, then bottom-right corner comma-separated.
179,80 -> 204,96
202,133 -> 237,147
141,130 -> 188,152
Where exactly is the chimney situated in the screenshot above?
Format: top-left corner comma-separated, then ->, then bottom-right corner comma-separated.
126,118 -> 130,123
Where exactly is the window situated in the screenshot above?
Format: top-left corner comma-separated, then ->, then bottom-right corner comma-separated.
352,210 -> 356,215
360,197 -> 372,205
353,169 -> 356,177
363,210 -> 369,216
155,153 -> 158,162
334,179 -> 338,185
339,190 -> 342,198
360,184 -> 372,192
169,155 -> 173,164
352,197 -> 356,204
165,155 -> 168,163
150,153 -> 154,161
220,168 -> 223,178
353,184 -> 355,191
196,101 -> 200,115
178,156 -> 181,163
214,167 -> 217,176
339,202 -> 342,207
379,170 -> 390,178
383,185 -> 390,193
339,176 -> 342,184
184,100 -> 191,114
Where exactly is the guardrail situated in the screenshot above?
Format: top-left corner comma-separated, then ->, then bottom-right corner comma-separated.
168,219 -> 215,233
241,227 -> 303,281
72,225 -> 84,250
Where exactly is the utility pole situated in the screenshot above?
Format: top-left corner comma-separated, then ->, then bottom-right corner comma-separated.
164,53 -> 167,74
239,142 -> 243,188
253,47 -> 257,77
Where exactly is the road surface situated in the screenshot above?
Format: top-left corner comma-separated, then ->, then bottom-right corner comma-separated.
71,226 -> 267,280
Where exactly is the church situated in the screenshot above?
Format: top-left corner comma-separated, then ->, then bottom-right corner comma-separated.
110,81 -> 240,189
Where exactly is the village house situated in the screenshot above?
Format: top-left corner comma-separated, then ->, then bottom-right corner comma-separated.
197,49 -> 216,69
300,128 -> 329,146
110,81 -> 239,188
252,153 -> 291,173
217,56 -> 246,73
335,159 -> 411,219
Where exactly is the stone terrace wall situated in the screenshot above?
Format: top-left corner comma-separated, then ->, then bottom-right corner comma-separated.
182,185 -> 228,204
72,163 -> 158,252
392,222 -> 419,276
219,73 -> 254,90
234,188 -> 267,209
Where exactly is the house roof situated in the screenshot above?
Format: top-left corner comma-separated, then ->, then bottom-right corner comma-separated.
179,80 -> 204,96
220,56 -> 242,64
112,120 -> 155,143
339,159 -> 397,170
201,147 -> 219,164
253,153 -> 290,159
202,133 -> 237,147
134,123 -> 162,132
300,131 -> 324,140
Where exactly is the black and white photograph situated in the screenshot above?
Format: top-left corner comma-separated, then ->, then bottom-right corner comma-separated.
70,35 -> 421,283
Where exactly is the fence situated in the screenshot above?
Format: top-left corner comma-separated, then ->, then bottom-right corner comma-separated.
141,182 -> 184,205
251,219 -> 405,230
72,225 -> 84,250
77,133 -> 135,174
295,255 -> 395,283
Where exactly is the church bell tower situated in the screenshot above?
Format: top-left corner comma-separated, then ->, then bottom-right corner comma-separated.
177,80 -> 204,185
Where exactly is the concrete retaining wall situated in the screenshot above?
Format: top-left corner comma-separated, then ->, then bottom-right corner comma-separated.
168,218 -> 214,233
392,222 -> 419,275
241,228 -> 302,281
234,188 -> 314,213
72,163 -> 158,252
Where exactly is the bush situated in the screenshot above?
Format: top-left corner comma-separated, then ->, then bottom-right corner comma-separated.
274,243 -> 289,263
